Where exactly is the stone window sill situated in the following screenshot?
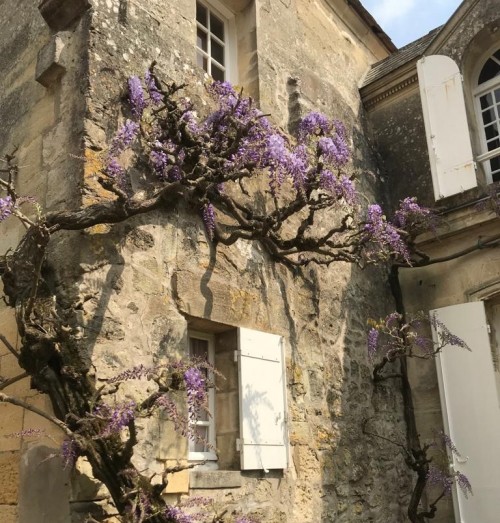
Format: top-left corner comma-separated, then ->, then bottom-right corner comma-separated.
189,470 -> 242,489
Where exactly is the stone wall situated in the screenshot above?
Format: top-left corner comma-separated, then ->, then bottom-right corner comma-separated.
0,1 -> 89,521
0,1 -> 416,522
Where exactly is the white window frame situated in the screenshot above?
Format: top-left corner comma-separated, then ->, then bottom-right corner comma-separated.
195,0 -> 238,84
473,47 -> 500,184
188,330 -> 217,462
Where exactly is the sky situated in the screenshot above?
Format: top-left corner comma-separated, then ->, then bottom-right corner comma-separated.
361,0 -> 463,48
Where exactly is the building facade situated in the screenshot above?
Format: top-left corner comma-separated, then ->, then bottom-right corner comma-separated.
361,1 -> 500,521
1,0 -> 499,522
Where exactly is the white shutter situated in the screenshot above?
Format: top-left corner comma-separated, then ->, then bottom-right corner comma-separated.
431,302 -> 500,523
417,55 -> 476,200
237,327 -> 288,470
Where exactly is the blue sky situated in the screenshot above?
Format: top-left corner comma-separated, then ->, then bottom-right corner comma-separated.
362,0 -> 462,48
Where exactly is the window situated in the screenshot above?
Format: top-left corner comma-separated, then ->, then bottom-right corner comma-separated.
187,325 -> 289,472
474,49 -> 500,183
195,1 -> 236,82
188,331 -> 217,462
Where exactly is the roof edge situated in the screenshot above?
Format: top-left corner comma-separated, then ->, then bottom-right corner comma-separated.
348,0 -> 397,53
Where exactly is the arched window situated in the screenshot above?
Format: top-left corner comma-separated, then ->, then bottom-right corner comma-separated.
474,49 -> 500,183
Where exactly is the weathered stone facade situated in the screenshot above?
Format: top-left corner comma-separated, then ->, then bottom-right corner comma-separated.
362,1 -> 500,522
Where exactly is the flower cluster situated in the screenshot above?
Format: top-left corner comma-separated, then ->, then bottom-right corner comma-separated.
94,400 -> 136,437
363,204 -> 410,262
427,465 -> 472,498
0,195 -> 15,222
164,506 -> 196,523
393,196 -> 436,233
61,438 -> 80,469
368,312 -> 470,369
202,203 -> 216,240
107,364 -> 156,383
429,314 -> 471,351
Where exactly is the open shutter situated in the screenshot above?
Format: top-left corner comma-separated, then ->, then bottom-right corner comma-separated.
417,55 -> 476,200
431,302 -> 500,523
237,327 -> 288,470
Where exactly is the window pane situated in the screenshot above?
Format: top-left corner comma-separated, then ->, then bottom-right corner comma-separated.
211,38 -> 224,65
487,137 -> 500,152
494,50 -> 500,62
190,425 -> 209,452
196,2 -> 207,26
197,52 -> 208,71
481,93 -> 494,109
495,88 -> 500,104
491,156 -> 500,182
479,58 -> 500,85
485,123 -> 499,141
482,108 -> 496,125
197,28 -> 207,52
211,64 -> 225,81
210,12 -> 225,41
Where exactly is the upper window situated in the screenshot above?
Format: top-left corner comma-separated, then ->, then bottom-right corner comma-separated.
474,49 -> 500,183
196,1 -> 233,82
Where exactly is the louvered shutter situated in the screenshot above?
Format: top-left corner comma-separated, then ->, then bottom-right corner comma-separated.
417,55 -> 476,200
431,302 -> 500,522
237,327 -> 288,470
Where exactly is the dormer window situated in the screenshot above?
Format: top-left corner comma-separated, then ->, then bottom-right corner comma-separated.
474,49 -> 500,183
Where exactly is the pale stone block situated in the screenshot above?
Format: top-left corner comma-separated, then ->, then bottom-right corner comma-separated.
190,470 -> 242,489
35,35 -> 66,88
19,444 -> 71,523
164,460 -> 189,494
0,354 -> 32,397
0,504 -> 18,523
158,418 -> 188,460
0,451 -> 20,504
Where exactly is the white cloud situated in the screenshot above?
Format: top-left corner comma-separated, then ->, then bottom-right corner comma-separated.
370,0 -> 417,26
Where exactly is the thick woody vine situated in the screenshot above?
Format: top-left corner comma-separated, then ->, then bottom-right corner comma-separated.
0,66 -> 495,522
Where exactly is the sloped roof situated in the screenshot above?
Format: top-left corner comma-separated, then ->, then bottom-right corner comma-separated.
361,26 -> 442,87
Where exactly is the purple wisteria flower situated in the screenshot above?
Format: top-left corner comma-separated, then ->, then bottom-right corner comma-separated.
61,438 -> 79,469
5,428 -> 45,438
318,136 -> 350,167
298,112 -> 332,140
393,196 -> 435,232
429,314 -> 470,351
109,120 -> 139,157
367,328 -> 379,360
150,149 -> 169,178
427,465 -> 454,494
363,204 -> 410,262
437,430 -> 461,456
94,401 -> 136,437
0,196 -> 15,221
236,517 -> 259,523
144,69 -> 163,105
202,203 -> 216,240
107,364 -> 155,384
105,158 -> 125,179
164,506 -> 195,523
456,471 -> 473,498
128,76 -> 148,119
155,394 -> 189,436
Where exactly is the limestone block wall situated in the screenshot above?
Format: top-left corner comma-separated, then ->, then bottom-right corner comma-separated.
0,2 -> 89,521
